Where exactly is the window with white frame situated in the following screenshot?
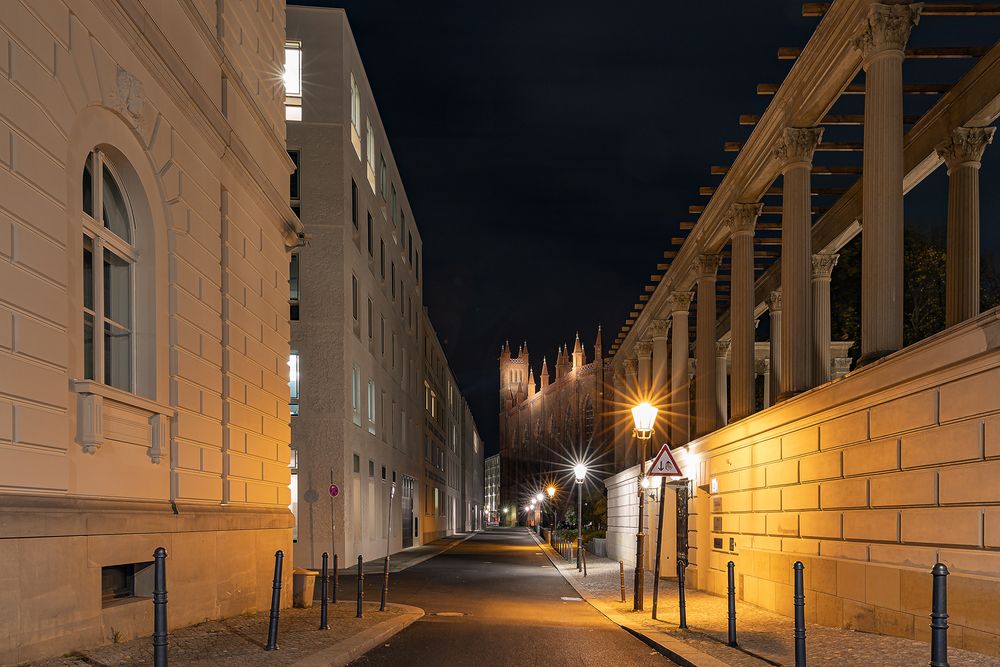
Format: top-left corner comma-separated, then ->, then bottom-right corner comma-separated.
350,73 -> 361,159
82,150 -> 135,392
367,379 -> 376,434
351,365 -> 361,425
284,41 -> 302,121
288,353 -> 300,416
366,116 -> 376,192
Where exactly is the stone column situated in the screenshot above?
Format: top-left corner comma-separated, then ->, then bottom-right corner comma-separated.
774,127 -> 823,399
936,126 -> 996,327
650,319 -> 670,416
766,289 -> 782,402
756,358 -> 771,409
636,341 -> 653,402
694,254 -> 722,436
727,203 -> 762,420
624,358 -> 638,468
715,340 -> 730,425
812,254 -> 839,384
852,3 -> 921,363
667,292 -> 692,447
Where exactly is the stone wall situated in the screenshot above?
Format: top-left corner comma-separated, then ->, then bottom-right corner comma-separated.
607,308 -> 1000,656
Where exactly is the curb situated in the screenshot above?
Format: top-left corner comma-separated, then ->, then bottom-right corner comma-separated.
346,531 -> 480,575
292,602 -> 424,667
528,530 -> 732,667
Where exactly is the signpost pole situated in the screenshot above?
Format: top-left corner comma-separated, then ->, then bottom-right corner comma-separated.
328,478 -> 340,604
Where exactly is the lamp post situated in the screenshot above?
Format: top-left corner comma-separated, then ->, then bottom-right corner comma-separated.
535,492 -> 543,533
574,464 -> 587,571
631,402 -> 658,612
546,486 -> 557,540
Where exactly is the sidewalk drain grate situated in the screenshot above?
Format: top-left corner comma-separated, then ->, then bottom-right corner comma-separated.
433,612 -> 466,617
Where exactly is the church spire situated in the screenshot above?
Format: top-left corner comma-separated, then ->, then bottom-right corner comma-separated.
572,332 -> 584,369
594,325 -> 603,362
540,357 -> 549,388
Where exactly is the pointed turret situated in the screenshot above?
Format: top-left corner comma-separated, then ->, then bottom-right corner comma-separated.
594,325 -> 603,362
527,367 -> 537,398
501,339 -> 512,359
521,340 -> 529,359
572,332 -> 585,370
540,357 -> 550,388
556,343 -> 571,380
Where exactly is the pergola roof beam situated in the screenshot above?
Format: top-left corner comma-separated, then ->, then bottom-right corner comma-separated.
740,113 -> 921,125
757,83 -> 949,95
803,3 -> 1000,17
712,164 -> 861,175
725,141 -> 862,152
779,46 -> 988,60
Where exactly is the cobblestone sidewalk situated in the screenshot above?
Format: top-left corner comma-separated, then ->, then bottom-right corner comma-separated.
30,602 -> 410,667
541,537 -> 999,667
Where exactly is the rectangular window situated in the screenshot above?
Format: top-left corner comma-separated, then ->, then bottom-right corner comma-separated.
366,116 -> 376,192
288,353 -> 300,416
367,213 -> 373,255
353,453 -> 361,473
351,179 -> 359,230
367,380 -> 376,434
369,459 -> 375,478
352,274 -> 359,320
101,562 -> 153,607
350,73 -> 360,132
407,232 -> 413,265
380,316 -> 385,356
288,150 -> 300,200
289,253 -> 299,321
367,298 -> 373,339
391,263 -> 396,297
415,251 -> 420,282
380,238 -> 385,278
351,365 -> 361,425
284,41 -> 302,121
381,464 -> 387,481
392,333 -> 397,367
391,186 -> 397,226
401,408 -> 406,447
379,155 -> 387,196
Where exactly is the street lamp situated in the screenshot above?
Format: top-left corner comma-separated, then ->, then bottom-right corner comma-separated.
631,401 -> 658,612
574,463 -> 587,571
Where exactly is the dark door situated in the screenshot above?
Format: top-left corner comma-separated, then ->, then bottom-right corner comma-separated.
402,475 -> 414,548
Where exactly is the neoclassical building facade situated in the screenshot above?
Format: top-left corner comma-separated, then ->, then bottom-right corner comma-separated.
0,1 -> 298,661
603,0 -> 1000,656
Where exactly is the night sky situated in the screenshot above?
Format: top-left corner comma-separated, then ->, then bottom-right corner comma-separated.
290,1 -> 1000,456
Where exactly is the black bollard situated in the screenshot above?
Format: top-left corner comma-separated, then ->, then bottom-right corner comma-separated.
332,553 -> 338,603
356,555 -> 364,618
319,552 -> 330,630
620,560 -> 626,603
727,561 -> 738,647
379,556 -> 389,611
677,559 -> 687,629
152,547 -> 168,667
930,563 -> 949,667
265,550 -> 283,651
793,560 -> 806,667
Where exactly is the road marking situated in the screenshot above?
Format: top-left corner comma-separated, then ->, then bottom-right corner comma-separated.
433,611 -> 466,617
560,596 -> 583,601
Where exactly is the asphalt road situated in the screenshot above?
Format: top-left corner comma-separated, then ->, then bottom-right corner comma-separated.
350,528 -> 676,667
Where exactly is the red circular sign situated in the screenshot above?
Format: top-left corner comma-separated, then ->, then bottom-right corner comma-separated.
329,484 -> 340,498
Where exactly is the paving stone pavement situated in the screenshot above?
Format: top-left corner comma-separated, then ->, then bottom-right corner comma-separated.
29,602 -> 404,667
545,541 -> 1000,667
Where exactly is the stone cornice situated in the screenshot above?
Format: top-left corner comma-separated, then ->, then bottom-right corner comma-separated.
936,126 -> 996,172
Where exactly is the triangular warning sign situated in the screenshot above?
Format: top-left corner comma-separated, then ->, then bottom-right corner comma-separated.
647,443 -> 682,477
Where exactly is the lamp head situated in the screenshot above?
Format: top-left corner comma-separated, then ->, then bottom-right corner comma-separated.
573,463 -> 587,483
535,492 -> 544,502
546,486 -> 556,498
631,402 -> 658,440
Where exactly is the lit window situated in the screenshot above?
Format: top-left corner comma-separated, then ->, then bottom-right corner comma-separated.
366,116 -> 376,192
350,73 -> 361,159
351,366 -> 361,425
288,353 -> 300,416
284,41 -> 303,121
82,150 -> 135,392
367,379 -> 376,434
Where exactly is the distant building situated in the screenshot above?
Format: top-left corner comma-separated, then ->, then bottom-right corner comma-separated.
498,330 -> 614,521
484,454 -> 500,524
284,6 -> 481,567
0,1 -> 299,662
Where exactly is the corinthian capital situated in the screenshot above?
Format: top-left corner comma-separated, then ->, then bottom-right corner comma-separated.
667,291 -> 693,314
773,127 -> 824,170
936,126 -> 996,172
727,202 -> 763,237
811,253 -> 840,280
693,253 -> 721,279
650,318 -> 670,338
623,358 -> 638,376
635,340 -> 652,358
715,340 -> 731,358
766,289 -> 782,312
851,3 -> 922,62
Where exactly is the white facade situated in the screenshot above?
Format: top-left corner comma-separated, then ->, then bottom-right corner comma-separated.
286,7 -> 481,568
0,0 -> 299,662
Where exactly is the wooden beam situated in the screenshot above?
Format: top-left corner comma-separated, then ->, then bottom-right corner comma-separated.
656,262 -> 669,271
680,221 -> 782,230
689,204 -> 827,215
740,113 -> 920,126
700,185 -> 848,196
757,83 -> 949,95
725,140 -> 862,152
712,164 -> 861,175
779,46 -> 988,60
804,2 -> 1000,17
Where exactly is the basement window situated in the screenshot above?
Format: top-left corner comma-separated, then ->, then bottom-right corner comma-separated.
101,561 -> 154,607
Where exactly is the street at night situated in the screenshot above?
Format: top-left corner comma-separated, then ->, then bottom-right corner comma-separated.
353,529 -> 674,667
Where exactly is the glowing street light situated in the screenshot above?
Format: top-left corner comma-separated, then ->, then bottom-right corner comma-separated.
535,492 -> 544,503
574,463 -> 587,483
547,486 -> 556,498
631,401 -> 659,612
573,463 -> 588,571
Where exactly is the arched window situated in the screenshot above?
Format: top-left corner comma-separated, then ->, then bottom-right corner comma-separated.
583,397 -> 595,445
82,150 -> 136,392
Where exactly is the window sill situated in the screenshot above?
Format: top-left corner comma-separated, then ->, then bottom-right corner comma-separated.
73,380 -> 171,462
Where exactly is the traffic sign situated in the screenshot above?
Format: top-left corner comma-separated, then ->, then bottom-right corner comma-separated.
647,444 -> 682,477
328,484 -> 340,498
